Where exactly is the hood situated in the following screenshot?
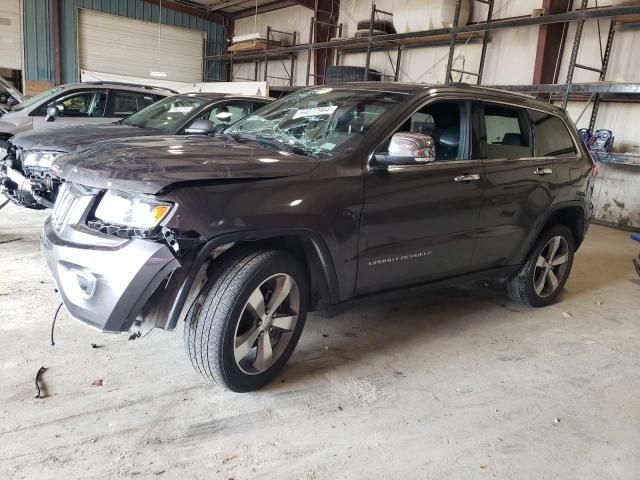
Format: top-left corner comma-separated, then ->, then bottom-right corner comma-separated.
11,123 -> 161,152
0,76 -> 24,111
53,135 -> 319,194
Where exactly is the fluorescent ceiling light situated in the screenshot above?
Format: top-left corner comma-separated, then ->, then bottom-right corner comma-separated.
150,71 -> 167,77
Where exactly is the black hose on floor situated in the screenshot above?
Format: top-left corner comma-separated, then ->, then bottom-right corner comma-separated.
50,302 -> 63,346
34,366 -> 46,399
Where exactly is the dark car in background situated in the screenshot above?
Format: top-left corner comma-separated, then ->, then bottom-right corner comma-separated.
41,83 -> 595,392
1,93 -> 272,208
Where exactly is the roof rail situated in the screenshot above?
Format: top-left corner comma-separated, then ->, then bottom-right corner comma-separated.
82,81 -> 179,94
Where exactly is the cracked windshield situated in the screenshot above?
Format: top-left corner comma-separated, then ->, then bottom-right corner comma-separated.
226,88 -> 409,157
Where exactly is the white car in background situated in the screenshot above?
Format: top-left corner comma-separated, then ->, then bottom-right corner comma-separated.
0,80 -> 175,149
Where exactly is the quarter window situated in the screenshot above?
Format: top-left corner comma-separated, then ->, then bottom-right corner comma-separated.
528,110 -> 577,157
112,92 -> 156,116
480,104 -> 532,159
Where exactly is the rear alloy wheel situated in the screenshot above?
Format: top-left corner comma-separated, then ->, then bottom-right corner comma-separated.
184,249 -> 309,392
507,225 -> 575,307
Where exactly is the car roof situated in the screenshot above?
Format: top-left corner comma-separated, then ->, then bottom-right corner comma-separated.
62,81 -> 177,95
302,82 -> 564,115
177,92 -> 274,103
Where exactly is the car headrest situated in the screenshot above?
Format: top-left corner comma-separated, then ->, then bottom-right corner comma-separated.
438,126 -> 460,147
502,133 -> 522,146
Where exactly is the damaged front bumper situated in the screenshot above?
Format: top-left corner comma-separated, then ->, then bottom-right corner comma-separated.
0,165 -> 60,208
41,217 -> 180,332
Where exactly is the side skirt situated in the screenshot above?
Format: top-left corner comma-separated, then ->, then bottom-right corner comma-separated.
318,265 -> 519,318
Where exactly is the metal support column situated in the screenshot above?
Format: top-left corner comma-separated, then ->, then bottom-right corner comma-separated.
445,0 -> 462,84
363,3 -> 377,78
562,0 -> 589,109
306,17 -> 314,85
394,45 -> 402,81
477,0 -> 495,84
589,20 -> 616,131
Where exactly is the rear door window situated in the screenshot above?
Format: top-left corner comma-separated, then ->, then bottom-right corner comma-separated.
479,103 -> 533,159
528,110 -> 578,157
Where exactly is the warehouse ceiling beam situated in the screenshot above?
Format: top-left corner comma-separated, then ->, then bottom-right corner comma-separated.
232,1 -> 299,19
208,0 -> 250,11
143,0 -> 228,23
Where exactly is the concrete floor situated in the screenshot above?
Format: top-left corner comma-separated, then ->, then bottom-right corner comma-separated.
0,202 -> 639,480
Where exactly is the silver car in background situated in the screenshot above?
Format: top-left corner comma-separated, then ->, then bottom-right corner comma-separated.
0,81 -> 174,149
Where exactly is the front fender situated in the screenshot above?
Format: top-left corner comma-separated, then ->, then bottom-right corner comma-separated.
161,227 -> 340,331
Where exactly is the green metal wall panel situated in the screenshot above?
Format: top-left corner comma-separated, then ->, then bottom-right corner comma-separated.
23,0 -> 55,83
23,0 -> 225,84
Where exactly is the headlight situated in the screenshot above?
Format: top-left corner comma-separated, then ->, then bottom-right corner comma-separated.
23,151 -> 63,169
95,190 -> 174,229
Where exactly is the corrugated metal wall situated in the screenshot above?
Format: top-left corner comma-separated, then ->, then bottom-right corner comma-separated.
23,0 -> 225,85
23,0 -> 55,83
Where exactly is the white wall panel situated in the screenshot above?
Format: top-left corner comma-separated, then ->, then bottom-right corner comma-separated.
0,0 -> 22,70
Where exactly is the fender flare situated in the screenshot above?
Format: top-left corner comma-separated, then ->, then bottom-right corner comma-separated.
164,226 -> 340,330
518,200 -> 587,264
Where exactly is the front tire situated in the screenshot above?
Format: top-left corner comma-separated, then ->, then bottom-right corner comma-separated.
184,248 -> 309,392
507,225 -> 575,307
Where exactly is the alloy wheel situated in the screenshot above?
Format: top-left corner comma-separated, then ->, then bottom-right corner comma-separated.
233,273 -> 300,375
533,236 -> 570,298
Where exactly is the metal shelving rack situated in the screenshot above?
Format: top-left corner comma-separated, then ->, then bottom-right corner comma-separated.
225,26 -> 298,85
446,0 -> 495,84
207,2 -> 640,127
207,3 -> 640,71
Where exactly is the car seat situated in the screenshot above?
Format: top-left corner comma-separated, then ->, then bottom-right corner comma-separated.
502,133 -> 523,146
435,126 -> 460,160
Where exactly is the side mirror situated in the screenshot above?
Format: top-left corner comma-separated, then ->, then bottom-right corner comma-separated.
46,106 -> 59,122
184,119 -> 217,135
373,132 -> 436,169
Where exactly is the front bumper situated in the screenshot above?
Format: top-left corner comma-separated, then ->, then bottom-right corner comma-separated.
41,217 -> 180,332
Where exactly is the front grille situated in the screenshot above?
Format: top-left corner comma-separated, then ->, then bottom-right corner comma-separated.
51,183 -> 78,232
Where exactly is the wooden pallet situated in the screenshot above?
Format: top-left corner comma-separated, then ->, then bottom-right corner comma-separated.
228,40 -> 282,53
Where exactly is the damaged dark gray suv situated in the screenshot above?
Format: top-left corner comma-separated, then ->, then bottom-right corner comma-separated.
42,83 -> 595,392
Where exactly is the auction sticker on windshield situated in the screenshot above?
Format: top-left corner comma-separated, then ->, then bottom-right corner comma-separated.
168,106 -> 194,113
293,105 -> 338,119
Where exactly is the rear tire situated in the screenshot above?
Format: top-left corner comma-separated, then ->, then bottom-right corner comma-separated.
507,225 -> 575,307
184,248 -> 309,392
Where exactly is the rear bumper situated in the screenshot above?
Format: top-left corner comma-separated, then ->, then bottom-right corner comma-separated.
41,217 -> 180,332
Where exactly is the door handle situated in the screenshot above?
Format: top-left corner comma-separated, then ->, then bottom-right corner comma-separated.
454,174 -> 480,182
533,167 -> 553,176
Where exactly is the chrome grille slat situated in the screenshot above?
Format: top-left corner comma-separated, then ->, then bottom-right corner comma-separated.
51,183 -> 77,233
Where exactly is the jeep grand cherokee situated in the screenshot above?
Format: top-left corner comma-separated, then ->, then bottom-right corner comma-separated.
41,83 -> 595,392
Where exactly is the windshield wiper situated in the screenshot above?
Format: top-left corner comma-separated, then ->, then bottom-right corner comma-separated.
254,134 -> 309,156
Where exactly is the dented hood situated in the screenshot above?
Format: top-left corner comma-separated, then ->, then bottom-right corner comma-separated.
52,135 -> 318,194
11,123 -> 164,152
